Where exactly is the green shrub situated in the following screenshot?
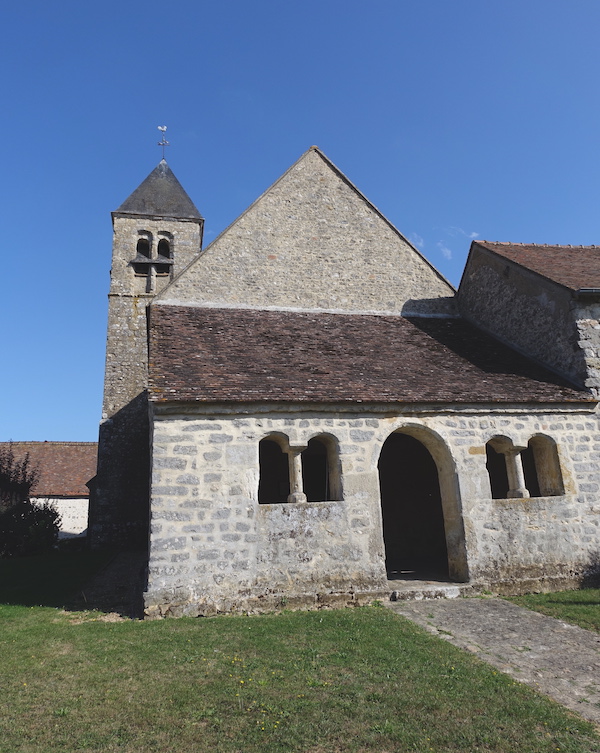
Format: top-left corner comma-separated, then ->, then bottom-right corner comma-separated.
0,500 -> 61,558
0,443 -> 39,512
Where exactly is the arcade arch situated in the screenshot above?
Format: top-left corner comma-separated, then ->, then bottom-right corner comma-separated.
377,426 -> 468,583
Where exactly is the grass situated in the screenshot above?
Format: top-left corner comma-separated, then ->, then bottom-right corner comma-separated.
0,553 -> 599,753
508,588 -> 600,633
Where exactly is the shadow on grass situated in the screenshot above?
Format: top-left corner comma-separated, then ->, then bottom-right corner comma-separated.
0,549 -> 148,618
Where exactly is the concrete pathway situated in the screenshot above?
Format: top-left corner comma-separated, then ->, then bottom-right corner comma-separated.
386,597 -> 600,726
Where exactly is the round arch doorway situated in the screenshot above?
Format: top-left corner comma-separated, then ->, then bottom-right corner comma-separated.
378,431 -> 450,581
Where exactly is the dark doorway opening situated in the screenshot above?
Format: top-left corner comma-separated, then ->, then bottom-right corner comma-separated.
378,432 -> 449,581
258,439 -> 290,504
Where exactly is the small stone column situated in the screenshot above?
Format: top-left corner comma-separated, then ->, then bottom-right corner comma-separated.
146,264 -> 157,294
505,448 -> 529,499
287,449 -> 307,504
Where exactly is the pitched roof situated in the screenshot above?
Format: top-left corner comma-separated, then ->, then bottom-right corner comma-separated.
148,306 -> 589,405
115,160 -> 203,220
0,442 -> 97,497
474,241 -> 600,292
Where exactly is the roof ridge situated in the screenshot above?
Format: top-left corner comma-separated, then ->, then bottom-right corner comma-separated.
478,240 -> 600,249
0,441 -> 97,446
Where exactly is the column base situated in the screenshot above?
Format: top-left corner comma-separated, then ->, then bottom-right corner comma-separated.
287,492 -> 307,504
507,489 -> 529,499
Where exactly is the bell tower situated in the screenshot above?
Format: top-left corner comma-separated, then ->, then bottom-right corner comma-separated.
103,159 -> 203,417
90,160 -> 203,547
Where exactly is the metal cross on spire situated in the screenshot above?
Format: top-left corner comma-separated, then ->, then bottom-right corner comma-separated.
157,126 -> 169,159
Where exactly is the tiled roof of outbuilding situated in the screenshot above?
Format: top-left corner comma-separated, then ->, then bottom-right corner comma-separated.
474,241 -> 600,292
148,306 -> 590,405
0,442 -> 97,497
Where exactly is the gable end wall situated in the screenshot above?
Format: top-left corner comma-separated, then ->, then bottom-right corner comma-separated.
157,149 -> 455,316
458,245 -> 586,387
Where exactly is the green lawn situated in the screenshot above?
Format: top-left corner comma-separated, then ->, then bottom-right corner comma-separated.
508,588 -> 600,633
0,554 -> 599,753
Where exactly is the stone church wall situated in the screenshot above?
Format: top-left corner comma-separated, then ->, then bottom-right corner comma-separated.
575,301 -> 600,395
104,216 -> 203,418
91,212 -> 203,549
458,245 -> 585,387
144,405 -> 600,617
157,149 -> 456,317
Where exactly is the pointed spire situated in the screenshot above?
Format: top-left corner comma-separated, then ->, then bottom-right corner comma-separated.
116,160 -> 202,220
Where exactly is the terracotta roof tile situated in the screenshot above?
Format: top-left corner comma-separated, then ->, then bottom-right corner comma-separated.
0,442 -> 97,497
148,306 -> 589,405
474,241 -> 600,292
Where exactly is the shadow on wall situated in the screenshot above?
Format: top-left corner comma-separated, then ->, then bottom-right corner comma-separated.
88,392 -> 150,550
0,550 -> 147,619
65,550 -> 148,618
582,550 -> 600,589
404,306 -> 579,387
400,296 -> 457,317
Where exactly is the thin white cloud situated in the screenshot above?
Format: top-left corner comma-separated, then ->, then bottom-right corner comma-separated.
447,226 -> 479,240
409,232 -> 424,249
437,241 -> 452,260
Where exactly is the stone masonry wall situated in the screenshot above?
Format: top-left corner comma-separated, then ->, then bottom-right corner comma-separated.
34,497 -> 89,539
104,215 -> 202,417
575,301 -> 600,396
89,393 -> 150,548
458,246 -> 585,387
157,149 -> 456,317
145,405 -> 600,616
91,214 -> 203,548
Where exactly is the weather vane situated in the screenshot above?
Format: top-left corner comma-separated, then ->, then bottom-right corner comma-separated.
157,126 -> 169,158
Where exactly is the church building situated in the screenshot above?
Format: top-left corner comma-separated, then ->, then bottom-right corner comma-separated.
89,147 -> 600,617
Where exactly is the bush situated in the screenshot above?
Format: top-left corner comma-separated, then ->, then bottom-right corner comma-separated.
0,443 -> 39,512
0,500 -> 61,558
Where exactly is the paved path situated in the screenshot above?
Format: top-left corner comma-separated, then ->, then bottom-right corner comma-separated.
386,597 -> 600,726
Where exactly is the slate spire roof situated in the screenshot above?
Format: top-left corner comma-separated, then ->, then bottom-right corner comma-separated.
115,159 -> 202,220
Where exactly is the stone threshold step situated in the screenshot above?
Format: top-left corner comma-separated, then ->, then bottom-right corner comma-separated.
388,580 -> 475,601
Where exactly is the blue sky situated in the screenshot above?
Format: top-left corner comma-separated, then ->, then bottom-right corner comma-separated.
2,0 -> 600,441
